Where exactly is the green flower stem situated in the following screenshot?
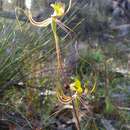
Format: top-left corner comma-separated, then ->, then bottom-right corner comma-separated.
51,17 -> 63,75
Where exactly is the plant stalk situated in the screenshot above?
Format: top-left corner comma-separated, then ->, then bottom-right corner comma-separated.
72,98 -> 81,130
52,18 -> 81,130
51,18 -> 63,76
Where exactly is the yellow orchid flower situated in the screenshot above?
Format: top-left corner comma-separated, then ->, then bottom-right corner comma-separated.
70,78 -> 83,94
28,0 -> 72,28
51,2 -> 65,17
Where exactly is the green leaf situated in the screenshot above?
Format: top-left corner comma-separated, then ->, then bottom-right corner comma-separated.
105,97 -> 114,113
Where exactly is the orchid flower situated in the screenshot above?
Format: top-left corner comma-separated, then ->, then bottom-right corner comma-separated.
27,1 -> 72,29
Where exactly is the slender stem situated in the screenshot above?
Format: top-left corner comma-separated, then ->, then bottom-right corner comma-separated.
72,99 -> 81,130
51,17 -> 63,75
105,62 -> 109,98
51,17 -> 81,130
54,32 -> 63,73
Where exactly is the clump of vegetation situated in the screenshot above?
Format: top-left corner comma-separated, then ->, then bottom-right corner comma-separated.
0,0 -> 130,130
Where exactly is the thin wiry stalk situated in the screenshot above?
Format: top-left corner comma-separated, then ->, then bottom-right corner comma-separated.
52,17 -> 81,130
52,26 -> 63,74
71,98 -> 81,130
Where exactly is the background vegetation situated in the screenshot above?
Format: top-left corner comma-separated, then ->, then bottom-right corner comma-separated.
0,0 -> 130,130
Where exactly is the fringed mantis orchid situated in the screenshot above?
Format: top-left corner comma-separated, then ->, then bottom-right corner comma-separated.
57,78 -> 97,104
26,0 -> 75,104
27,1 -> 72,73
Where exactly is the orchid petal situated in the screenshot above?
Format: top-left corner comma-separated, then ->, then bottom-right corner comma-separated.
28,10 -> 52,27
